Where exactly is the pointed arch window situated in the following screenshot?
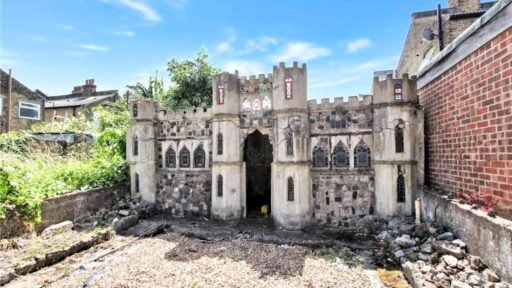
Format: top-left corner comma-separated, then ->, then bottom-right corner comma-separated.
285,129 -> 293,155
395,120 -> 405,153
312,144 -> 329,168
165,146 -> 176,168
287,177 -> 294,201
135,173 -> 140,193
394,83 -> 403,101
333,141 -> 349,168
397,167 -> 406,203
133,136 -> 138,156
194,145 -> 206,168
217,133 -> 223,155
132,103 -> 138,118
179,147 -> 190,168
354,141 -> 371,168
217,175 -> 223,197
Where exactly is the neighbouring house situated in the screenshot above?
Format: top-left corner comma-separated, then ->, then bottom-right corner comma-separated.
127,62 -> 424,229
43,79 -> 119,122
417,0 -> 512,218
0,69 -> 45,133
397,0 -> 496,76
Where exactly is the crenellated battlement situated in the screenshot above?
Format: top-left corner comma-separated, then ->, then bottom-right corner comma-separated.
273,61 -> 307,72
372,73 -> 418,104
156,105 -> 212,121
307,95 -> 373,110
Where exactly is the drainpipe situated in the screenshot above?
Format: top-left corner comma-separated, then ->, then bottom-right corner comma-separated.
6,69 -> 12,133
437,4 -> 445,51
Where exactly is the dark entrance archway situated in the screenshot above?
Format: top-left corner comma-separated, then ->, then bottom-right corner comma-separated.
243,130 -> 272,217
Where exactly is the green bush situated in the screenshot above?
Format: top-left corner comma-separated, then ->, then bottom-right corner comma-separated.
0,99 -> 130,222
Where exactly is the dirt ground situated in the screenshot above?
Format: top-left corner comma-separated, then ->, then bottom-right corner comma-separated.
4,217 -> 411,288
5,232 -> 392,288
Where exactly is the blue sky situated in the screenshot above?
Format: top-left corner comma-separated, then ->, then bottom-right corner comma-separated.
1,0 -> 441,99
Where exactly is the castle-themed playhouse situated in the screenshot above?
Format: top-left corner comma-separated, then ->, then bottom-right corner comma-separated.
127,62 -> 424,229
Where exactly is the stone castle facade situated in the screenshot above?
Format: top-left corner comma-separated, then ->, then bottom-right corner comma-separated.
127,62 -> 424,229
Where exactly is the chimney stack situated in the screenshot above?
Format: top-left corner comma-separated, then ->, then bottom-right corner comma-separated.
448,0 -> 480,12
73,79 -> 97,95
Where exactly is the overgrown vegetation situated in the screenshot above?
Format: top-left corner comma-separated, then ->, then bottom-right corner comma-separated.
127,49 -> 220,109
0,100 -> 130,223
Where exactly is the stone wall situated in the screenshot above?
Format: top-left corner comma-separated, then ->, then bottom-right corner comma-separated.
418,14 -> 512,217
156,170 -> 211,217
311,171 -> 375,225
0,185 -> 129,239
422,190 -> 512,282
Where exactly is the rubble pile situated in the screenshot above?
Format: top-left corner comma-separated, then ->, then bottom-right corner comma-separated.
375,218 -> 510,288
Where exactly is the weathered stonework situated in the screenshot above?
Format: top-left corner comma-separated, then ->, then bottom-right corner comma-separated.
127,62 -> 424,229
156,171 -> 211,217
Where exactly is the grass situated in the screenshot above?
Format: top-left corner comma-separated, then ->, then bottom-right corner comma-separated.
377,268 -> 410,288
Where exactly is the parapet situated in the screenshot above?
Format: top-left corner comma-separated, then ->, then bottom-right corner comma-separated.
239,74 -> 273,94
273,61 -> 307,73
157,105 -> 213,121
372,73 -> 418,105
307,95 -> 373,111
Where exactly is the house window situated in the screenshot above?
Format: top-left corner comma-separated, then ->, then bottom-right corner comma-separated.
217,133 -> 223,155
179,147 -> 190,168
133,136 -> 138,156
217,85 -> 225,105
135,173 -> 140,193
285,130 -> 293,155
285,76 -> 293,99
394,83 -> 403,101
395,121 -> 404,153
397,168 -> 406,203
287,177 -> 294,201
19,101 -> 41,120
217,175 -> 223,197
313,144 -> 329,168
0,97 -> 3,115
333,141 -> 349,168
354,141 -> 371,168
133,103 -> 138,118
194,145 -> 206,168
165,146 -> 176,168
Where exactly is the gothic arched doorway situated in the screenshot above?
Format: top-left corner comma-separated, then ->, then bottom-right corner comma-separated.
243,130 -> 273,217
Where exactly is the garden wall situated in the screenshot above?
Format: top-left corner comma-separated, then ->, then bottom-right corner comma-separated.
422,190 -> 512,282
0,185 -> 129,238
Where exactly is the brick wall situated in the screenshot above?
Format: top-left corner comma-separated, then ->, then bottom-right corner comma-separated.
0,70 -> 45,133
0,185 -> 129,238
418,27 -> 512,217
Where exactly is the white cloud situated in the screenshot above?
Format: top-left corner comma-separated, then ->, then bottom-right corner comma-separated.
101,0 -> 162,22
0,50 -> 20,67
222,60 -> 266,76
345,38 -> 372,53
216,27 -> 237,53
78,44 -> 110,52
239,36 -> 278,55
272,42 -> 330,62
60,25 -> 74,30
216,42 -> 232,53
310,76 -> 361,89
113,30 -> 135,37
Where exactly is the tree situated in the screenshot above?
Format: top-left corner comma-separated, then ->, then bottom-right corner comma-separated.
126,72 -> 168,100
167,49 -> 220,109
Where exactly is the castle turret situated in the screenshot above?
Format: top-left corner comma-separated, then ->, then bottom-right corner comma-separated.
127,99 -> 158,203
211,72 -> 245,219
271,62 -> 312,229
372,73 -> 424,216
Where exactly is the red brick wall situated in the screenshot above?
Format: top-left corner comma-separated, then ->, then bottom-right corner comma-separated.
419,27 -> 512,217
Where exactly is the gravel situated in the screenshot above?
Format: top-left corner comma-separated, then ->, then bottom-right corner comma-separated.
45,232 -> 373,288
